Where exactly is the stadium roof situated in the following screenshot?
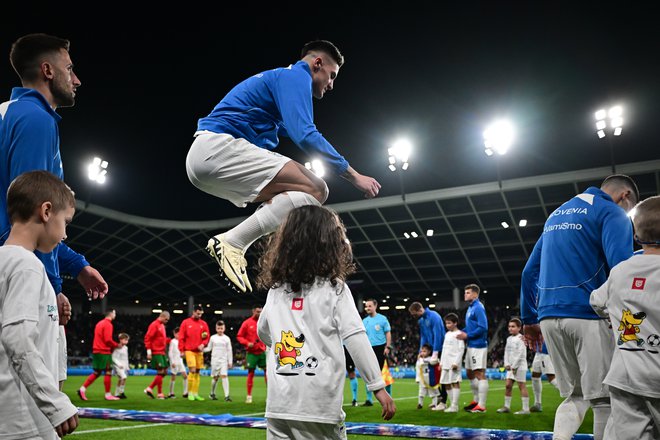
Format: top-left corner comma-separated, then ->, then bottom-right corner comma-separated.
63,159 -> 660,310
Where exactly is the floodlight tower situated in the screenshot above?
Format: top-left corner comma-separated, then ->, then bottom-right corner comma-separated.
388,138 -> 411,202
483,119 -> 514,189
304,159 -> 325,178
85,157 -> 109,208
595,105 -> 624,173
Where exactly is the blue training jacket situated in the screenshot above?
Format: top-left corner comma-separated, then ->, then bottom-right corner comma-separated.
418,307 -> 445,354
197,60 -> 349,175
0,87 -> 89,293
520,187 -> 633,324
464,299 -> 488,348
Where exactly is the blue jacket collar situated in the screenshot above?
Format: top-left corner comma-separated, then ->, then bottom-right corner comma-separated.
10,87 -> 61,122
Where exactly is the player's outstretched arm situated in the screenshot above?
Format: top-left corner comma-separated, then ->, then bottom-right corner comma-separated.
341,166 -> 381,199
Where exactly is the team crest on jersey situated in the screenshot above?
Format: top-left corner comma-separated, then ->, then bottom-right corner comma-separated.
617,309 -> 647,347
292,297 -> 303,311
632,277 -> 646,290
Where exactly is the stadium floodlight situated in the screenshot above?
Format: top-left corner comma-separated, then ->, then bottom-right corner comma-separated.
395,305 -> 406,310
404,232 -> 411,239
152,309 -> 162,314
426,229 -> 434,236
483,120 -> 515,156
595,105 -> 624,137
501,221 -> 510,229
304,159 -> 325,178
87,157 -> 108,184
214,310 -> 223,315
380,306 -> 390,310
173,309 -> 184,314
411,231 -> 418,238
519,219 -> 528,227
388,138 -> 412,171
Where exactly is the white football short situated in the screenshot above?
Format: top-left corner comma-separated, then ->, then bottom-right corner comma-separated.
170,359 -> 186,375
540,318 -> 614,400
440,368 -> 462,384
267,418 -> 347,440
505,366 -> 528,382
464,347 -> 487,370
186,131 -> 291,208
113,365 -> 128,380
57,326 -> 67,383
531,352 -> 556,376
211,361 -> 229,377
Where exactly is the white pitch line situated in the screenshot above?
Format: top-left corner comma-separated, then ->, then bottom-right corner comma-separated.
341,386 -> 506,406
71,423 -> 171,435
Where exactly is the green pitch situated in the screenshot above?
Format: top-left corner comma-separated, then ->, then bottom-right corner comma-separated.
63,375 -> 594,438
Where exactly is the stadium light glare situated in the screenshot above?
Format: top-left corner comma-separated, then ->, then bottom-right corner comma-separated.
135,300 -> 139,304
613,127 -> 622,136
386,295 -> 390,299
87,157 -> 108,184
429,304 -> 436,308
228,302 -> 232,306
411,231 -> 418,238
382,299 -> 387,303
404,232 -> 410,239
501,221 -> 510,229
157,303 -> 161,306
387,138 -> 411,171
595,105 -> 624,138
595,109 -> 607,120
432,292 -> 437,296
425,297 -> 430,301
379,306 -> 390,310
627,207 -> 637,218
395,305 -> 406,310
519,219 -> 528,227
152,309 -> 162,313
173,309 -> 184,314
426,229 -> 434,236
483,120 -> 515,156
214,310 -> 223,315
304,159 -> 325,178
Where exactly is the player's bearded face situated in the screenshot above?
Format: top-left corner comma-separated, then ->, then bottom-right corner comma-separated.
49,50 -> 80,108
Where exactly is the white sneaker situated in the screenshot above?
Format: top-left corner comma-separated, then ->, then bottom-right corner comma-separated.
432,402 -> 447,411
245,395 -> 252,404
496,406 -> 511,413
515,409 -> 530,415
444,406 -> 459,413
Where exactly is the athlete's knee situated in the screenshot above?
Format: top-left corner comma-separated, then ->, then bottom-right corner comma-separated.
288,190 -> 323,208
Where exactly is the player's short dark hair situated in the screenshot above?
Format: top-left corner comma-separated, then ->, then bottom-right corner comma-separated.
105,309 -> 115,317
10,33 -> 70,82
444,312 -> 459,323
409,301 -> 424,313
601,174 -> 640,204
464,284 -> 480,295
173,326 -> 180,333
7,171 -> 75,224
365,298 -> 378,307
301,40 -> 344,67
509,317 -> 522,327
421,343 -> 433,352
193,305 -> 204,312
216,320 -> 225,327
252,304 -> 263,310
118,333 -> 130,340
634,196 -> 660,245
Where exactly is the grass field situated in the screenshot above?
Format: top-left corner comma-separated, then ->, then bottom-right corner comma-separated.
63,375 -> 594,439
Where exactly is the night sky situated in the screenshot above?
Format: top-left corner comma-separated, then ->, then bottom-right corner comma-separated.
2,4 -> 658,222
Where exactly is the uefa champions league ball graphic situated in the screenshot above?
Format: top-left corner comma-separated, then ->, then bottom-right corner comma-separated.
647,334 -> 660,347
305,356 -> 319,369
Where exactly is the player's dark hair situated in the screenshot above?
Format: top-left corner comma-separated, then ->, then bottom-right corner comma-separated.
118,333 -> 129,340
252,304 -> 262,310
173,326 -> 180,334
509,317 -> 522,327
216,320 -> 225,327
365,298 -> 378,307
633,195 -> 660,245
408,301 -> 424,313
445,312 -> 459,323
464,284 -> 480,295
7,170 -> 75,224
105,309 -> 115,317
421,343 -> 433,352
193,305 -> 204,312
10,33 -> 70,82
602,174 -> 640,204
257,205 -> 355,292
301,40 -> 344,67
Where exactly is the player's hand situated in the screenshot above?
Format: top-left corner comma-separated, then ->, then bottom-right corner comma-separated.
57,293 -> 72,326
451,364 -> 458,371
456,331 -> 468,341
198,344 -> 205,352
352,174 -> 381,199
55,413 -> 79,437
505,365 -> 510,370
374,388 -> 396,420
523,324 -> 544,352
77,266 -> 109,299
248,342 -> 254,348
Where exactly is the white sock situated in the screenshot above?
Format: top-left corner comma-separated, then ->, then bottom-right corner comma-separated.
504,395 -> 512,408
80,386 -> 86,392
478,380 -> 489,407
553,396 -> 590,440
532,377 -> 542,405
451,387 -> 460,408
418,394 -> 424,406
470,378 -> 479,402
169,379 -> 175,395
522,396 -> 529,411
183,379 -> 188,394
591,398 -> 611,440
222,377 -> 230,397
550,378 -> 559,389
211,378 -> 218,395
225,191 -> 320,249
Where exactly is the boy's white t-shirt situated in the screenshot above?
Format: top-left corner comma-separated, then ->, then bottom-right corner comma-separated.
0,246 -> 78,439
257,280 -> 367,424
168,338 -> 182,364
112,345 -> 129,371
206,334 -> 233,365
590,254 -> 660,398
503,334 -> 528,370
440,329 -> 465,369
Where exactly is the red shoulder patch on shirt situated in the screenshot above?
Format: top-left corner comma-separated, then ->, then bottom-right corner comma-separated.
632,277 -> 646,290
292,297 -> 303,311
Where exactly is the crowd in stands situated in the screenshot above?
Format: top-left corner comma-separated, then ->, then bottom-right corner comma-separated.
66,303 -> 516,370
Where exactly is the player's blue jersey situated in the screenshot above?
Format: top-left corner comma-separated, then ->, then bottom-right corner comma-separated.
363,313 -> 390,346
0,88 -> 88,292
520,187 -> 633,323
197,60 -> 349,175
418,307 -> 445,353
464,299 -> 488,348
